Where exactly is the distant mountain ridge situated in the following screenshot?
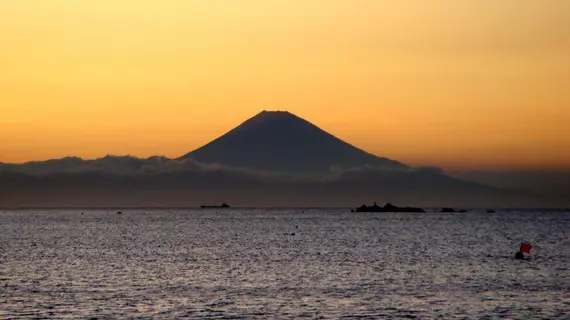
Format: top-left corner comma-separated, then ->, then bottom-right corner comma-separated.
2,156 -> 562,207
1,110 -> 567,207
179,110 -> 406,174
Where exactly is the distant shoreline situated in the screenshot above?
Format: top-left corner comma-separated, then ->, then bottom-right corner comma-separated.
0,206 -> 568,211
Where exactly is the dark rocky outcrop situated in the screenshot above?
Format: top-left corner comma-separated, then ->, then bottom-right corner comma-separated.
351,202 -> 425,213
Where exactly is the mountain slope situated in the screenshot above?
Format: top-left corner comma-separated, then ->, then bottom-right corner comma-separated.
179,110 -> 406,173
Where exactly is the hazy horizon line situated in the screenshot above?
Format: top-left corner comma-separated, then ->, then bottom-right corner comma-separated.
1,206 -> 568,211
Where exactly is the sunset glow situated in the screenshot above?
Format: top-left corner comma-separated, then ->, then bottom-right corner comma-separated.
1,1 -> 569,171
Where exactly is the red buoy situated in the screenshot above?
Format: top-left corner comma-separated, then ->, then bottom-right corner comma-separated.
520,242 -> 532,254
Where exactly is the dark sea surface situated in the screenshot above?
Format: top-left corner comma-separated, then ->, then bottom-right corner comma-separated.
1,208 -> 569,319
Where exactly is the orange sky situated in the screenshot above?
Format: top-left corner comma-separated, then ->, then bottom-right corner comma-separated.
1,1 -> 569,171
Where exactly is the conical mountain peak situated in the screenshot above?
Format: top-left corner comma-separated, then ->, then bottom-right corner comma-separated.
180,111 -> 406,173
238,110 -> 295,125
257,110 -> 292,116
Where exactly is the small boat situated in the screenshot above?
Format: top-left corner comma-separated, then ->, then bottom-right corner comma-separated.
200,202 -> 231,209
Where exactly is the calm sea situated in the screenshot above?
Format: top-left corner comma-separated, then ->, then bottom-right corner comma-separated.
1,208 -> 569,319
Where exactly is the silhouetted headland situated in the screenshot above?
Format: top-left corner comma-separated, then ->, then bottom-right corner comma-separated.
351,202 -> 425,213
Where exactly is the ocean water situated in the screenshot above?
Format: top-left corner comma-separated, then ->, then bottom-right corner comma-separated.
1,208 -> 569,319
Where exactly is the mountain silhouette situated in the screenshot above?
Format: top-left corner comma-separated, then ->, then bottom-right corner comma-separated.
2,111 -> 566,207
179,110 -> 406,174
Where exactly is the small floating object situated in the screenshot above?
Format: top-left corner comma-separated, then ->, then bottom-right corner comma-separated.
515,242 -> 532,259
117,211 -> 122,214
520,242 -> 532,254
200,202 -> 231,209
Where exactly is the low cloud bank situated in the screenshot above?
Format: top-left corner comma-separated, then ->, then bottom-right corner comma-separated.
1,156 -> 446,180
0,156 -> 566,208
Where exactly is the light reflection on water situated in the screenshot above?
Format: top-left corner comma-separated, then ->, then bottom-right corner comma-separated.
1,209 -> 569,319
